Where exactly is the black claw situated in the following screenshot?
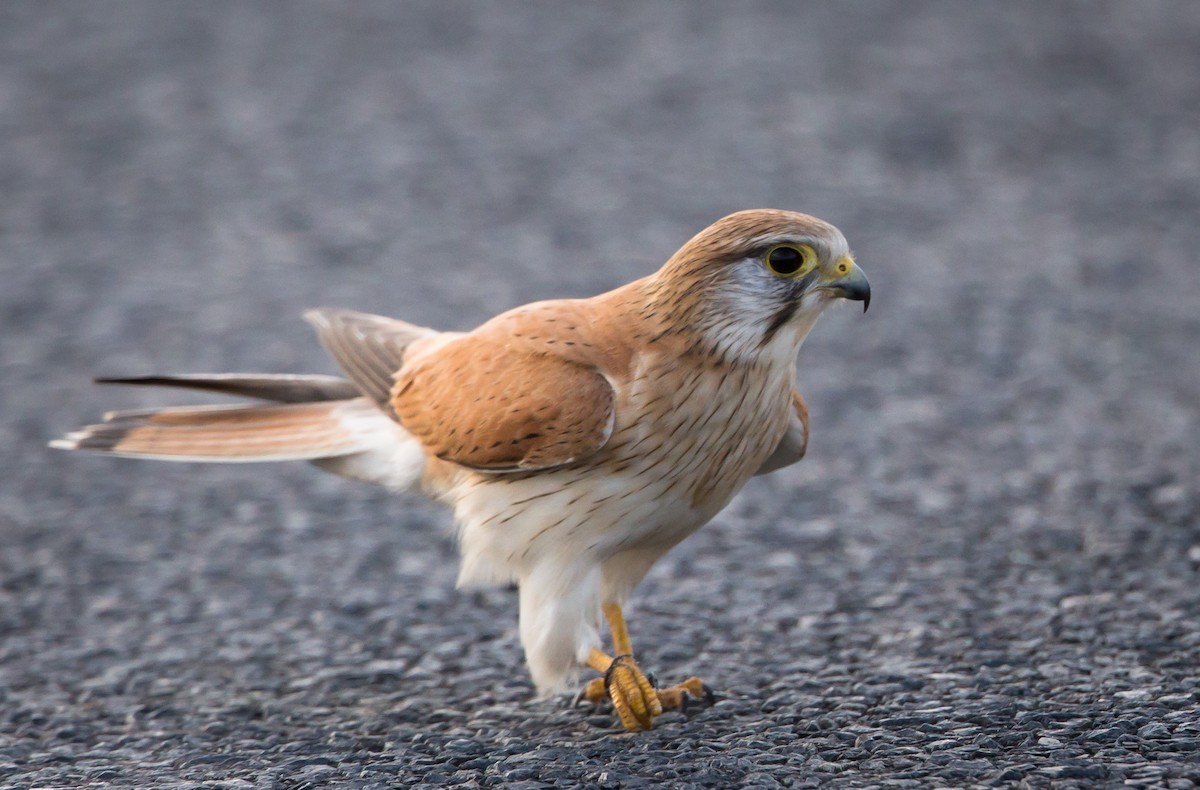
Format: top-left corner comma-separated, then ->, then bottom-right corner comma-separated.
676,685 -> 716,717
646,671 -> 659,689
676,686 -> 710,715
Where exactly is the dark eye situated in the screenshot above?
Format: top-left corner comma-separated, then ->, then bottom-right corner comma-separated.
765,245 -> 804,276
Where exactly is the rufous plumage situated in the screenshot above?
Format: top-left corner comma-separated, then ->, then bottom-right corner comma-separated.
53,209 -> 870,731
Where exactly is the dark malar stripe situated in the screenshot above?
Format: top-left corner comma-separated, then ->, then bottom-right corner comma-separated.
760,301 -> 799,346
760,274 -> 816,346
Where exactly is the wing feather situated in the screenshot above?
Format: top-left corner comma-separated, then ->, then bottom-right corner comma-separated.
304,308 -> 436,408
393,335 -> 615,472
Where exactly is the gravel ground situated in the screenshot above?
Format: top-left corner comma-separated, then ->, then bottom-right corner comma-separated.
3,2 -> 1200,787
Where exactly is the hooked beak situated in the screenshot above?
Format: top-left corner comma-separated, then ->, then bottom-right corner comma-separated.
822,259 -> 871,312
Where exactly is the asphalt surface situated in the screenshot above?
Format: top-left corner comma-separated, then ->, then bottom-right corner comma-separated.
3,2 -> 1200,787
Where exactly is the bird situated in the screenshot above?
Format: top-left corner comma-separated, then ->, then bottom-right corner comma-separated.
52,209 -> 870,732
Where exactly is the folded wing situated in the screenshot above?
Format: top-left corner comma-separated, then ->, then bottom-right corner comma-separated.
393,334 -> 616,473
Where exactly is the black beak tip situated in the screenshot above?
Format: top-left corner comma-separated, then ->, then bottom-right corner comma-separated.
843,282 -> 870,312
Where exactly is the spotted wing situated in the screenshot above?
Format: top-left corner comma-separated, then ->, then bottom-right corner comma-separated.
393,335 -> 615,473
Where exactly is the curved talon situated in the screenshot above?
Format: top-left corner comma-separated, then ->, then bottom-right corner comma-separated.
690,679 -> 717,705
656,676 -> 716,714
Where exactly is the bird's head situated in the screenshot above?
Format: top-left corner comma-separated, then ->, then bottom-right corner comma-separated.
648,209 -> 870,360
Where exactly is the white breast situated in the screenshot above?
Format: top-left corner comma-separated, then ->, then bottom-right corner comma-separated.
440,350 -> 796,693
447,351 -> 795,589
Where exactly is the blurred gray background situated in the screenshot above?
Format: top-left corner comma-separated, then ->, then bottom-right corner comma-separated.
3,2 -> 1199,787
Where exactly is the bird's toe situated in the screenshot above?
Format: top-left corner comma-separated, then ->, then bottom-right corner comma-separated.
656,676 -> 716,713
575,676 -> 608,708
604,655 -> 661,732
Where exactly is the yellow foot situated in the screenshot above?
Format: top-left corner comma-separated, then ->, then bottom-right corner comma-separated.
604,654 -> 661,731
576,658 -> 716,732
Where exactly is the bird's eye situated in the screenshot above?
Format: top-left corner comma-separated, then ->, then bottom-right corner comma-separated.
764,244 -> 815,277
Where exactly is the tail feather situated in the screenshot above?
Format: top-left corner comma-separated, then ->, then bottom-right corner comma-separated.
94,373 -> 361,403
52,392 -> 429,491
52,400 -> 375,463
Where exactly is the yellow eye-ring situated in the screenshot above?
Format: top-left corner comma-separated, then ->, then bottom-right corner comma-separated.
764,244 -> 816,278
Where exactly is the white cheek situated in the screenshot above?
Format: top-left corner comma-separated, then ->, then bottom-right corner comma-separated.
722,259 -> 790,309
704,260 -> 832,362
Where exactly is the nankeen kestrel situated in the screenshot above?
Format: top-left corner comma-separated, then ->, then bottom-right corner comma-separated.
53,209 -> 870,732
